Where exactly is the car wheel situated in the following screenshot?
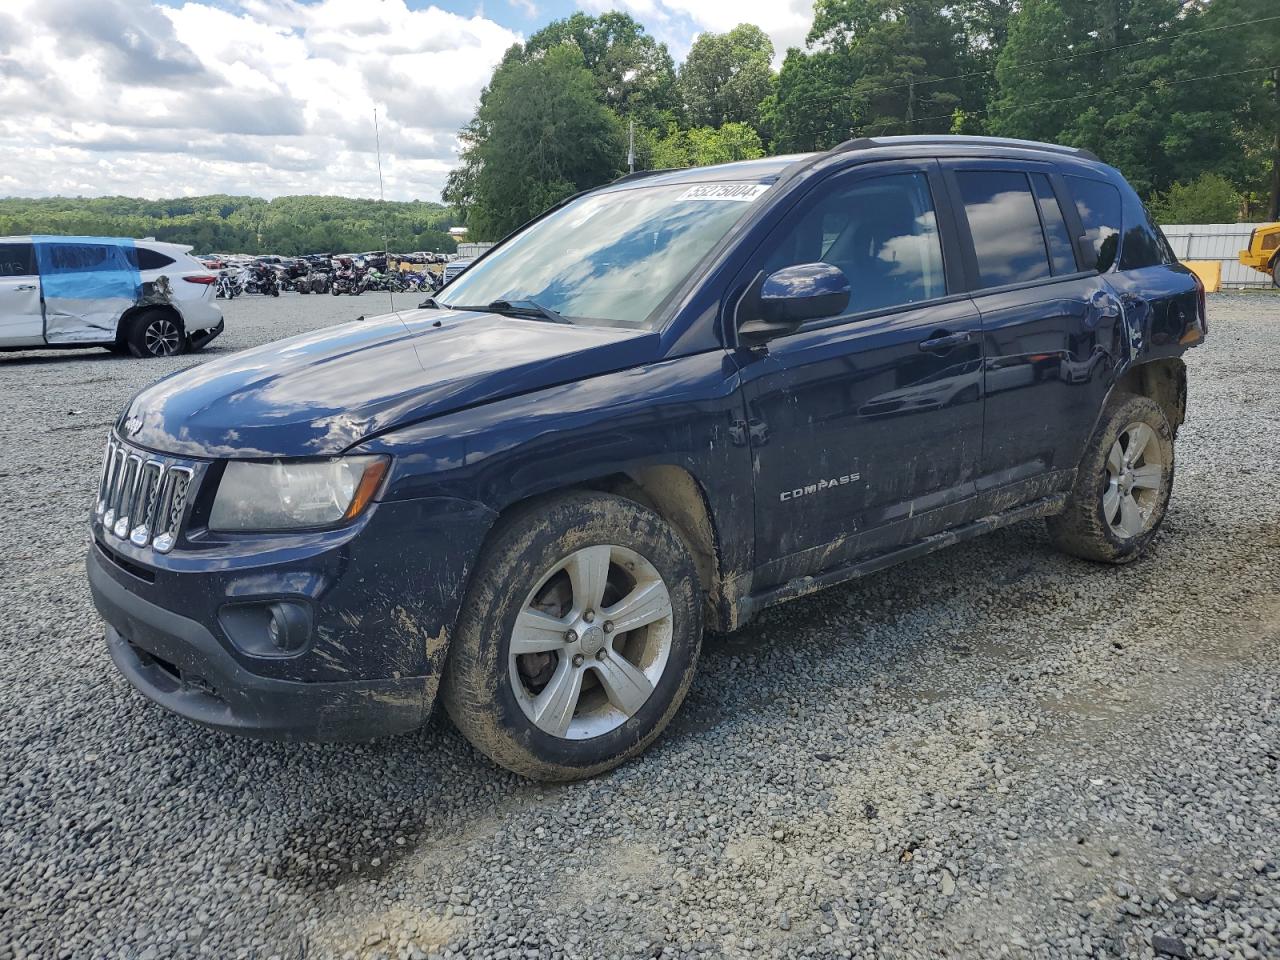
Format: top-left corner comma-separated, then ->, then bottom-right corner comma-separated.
125,309 -> 186,358
1272,256 -> 1279,288
1047,392 -> 1174,563
442,492 -> 702,781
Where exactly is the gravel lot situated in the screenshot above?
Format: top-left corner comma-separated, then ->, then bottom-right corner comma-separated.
1,293 -> 1277,960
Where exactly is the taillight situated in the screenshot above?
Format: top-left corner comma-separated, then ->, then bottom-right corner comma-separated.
183,275 -> 217,285
1192,270 -> 1207,332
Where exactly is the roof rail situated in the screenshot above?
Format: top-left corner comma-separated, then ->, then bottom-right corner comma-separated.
827,135 -> 1101,163
610,167 -> 680,185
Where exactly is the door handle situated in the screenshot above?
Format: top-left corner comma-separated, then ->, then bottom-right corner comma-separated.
918,330 -> 971,352
14,284 -> 36,291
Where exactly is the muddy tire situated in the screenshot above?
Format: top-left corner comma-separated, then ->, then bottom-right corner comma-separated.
1047,392 -> 1174,564
124,309 -> 186,358
442,492 -> 702,781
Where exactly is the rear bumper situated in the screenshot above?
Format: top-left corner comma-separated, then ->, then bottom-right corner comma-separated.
88,545 -> 434,741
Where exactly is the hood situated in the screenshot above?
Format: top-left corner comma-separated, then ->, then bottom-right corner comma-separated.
123,309 -> 654,458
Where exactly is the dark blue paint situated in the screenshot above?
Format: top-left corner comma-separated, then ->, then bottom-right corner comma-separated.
94,137 -> 1206,738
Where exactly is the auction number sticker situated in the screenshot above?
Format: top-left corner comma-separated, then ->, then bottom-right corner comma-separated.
676,183 -> 771,202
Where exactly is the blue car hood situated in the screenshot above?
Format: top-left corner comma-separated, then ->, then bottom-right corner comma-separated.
122,308 -> 654,458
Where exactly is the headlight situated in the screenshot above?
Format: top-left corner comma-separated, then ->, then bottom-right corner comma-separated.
208,455 -> 389,532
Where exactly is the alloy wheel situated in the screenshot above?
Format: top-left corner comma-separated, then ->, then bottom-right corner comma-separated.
1103,421 -> 1165,539
508,544 -> 674,740
144,318 -> 181,357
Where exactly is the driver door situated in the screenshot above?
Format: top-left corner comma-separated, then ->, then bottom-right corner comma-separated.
732,160 -> 985,588
0,241 -> 43,347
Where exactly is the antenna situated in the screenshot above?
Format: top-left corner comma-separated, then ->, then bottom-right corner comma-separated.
373,107 -> 394,313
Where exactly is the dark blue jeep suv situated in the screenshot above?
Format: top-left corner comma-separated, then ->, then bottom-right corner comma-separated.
88,136 -> 1206,779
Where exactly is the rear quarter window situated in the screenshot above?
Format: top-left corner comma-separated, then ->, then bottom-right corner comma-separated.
136,248 -> 176,270
1120,208 -> 1177,269
1065,175 -> 1122,272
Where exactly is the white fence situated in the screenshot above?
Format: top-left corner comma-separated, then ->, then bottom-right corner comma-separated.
1160,223 -> 1267,289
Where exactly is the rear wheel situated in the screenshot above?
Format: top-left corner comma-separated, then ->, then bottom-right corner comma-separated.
1271,256 -> 1279,288
442,492 -> 702,780
1047,392 -> 1174,563
125,309 -> 185,358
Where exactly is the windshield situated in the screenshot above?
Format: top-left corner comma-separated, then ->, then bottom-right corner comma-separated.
439,181 -> 770,328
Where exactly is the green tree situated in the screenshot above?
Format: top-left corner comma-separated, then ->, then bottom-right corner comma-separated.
678,25 -> 776,136
767,0 -> 973,151
443,45 -> 625,239
1147,173 -> 1242,224
521,12 -> 678,125
651,122 -> 765,168
764,49 -> 856,152
0,194 -> 456,254
988,0 -> 1266,199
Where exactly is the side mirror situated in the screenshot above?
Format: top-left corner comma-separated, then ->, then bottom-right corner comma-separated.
738,262 -> 851,347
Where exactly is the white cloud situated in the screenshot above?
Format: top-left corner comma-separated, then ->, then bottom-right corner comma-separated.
580,0 -> 812,66
0,0 -> 521,201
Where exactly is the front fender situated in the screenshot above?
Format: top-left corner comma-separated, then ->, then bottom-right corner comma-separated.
354,349 -> 756,597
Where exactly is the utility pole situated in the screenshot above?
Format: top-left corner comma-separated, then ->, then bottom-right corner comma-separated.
1269,67 -> 1279,222
627,118 -> 635,174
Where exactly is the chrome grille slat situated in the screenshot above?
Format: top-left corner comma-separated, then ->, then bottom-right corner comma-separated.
94,435 -> 197,553
129,461 -> 165,546
152,467 -> 192,554
112,455 -> 142,538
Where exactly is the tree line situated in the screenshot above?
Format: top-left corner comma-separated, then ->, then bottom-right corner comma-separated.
0,194 -> 459,256
445,0 -> 1280,238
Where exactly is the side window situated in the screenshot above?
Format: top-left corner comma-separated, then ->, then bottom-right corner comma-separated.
47,243 -> 115,273
1065,175 -> 1122,273
1120,207 -> 1173,270
955,170 -> 1052,288
1030,174 -> 1078,275
0,242 -> 36,277
136,248 -> 175,270
764,171 -> 946,315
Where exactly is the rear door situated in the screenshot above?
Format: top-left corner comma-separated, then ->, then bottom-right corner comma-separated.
941,161 -> 1122,505
0,241 -> 44,347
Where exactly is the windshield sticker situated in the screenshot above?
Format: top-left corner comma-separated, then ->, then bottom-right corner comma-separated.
675,183 -> 770,203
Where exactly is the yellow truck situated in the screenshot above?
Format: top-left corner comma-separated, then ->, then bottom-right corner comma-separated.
1239,223 -> 1280,287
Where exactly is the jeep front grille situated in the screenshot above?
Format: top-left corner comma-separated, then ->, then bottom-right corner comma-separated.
96,436 -> 195,553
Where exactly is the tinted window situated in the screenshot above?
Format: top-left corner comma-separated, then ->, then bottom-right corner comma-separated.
1031,174 -> 1078,275
1120,207 -> 1175,270
764,171 -> 945,314
1066,175 -> 1122,272
47,243 -> 116,273
136,247 -> 175,270
956,170 -> 1052,288
0,242 -> 35,277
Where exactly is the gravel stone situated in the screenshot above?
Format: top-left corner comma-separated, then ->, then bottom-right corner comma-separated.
1,292 -> 1278,959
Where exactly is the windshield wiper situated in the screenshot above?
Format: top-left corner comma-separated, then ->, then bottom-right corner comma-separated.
485,298 -> 572,325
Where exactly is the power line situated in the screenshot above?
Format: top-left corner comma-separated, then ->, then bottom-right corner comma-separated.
860,63 -> 1279,137
770,14 -> 1279,121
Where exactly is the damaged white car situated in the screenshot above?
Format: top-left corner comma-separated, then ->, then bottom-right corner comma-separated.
0,236 -> 224,358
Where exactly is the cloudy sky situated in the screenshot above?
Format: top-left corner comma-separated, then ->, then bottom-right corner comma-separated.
0,0 -> 812,203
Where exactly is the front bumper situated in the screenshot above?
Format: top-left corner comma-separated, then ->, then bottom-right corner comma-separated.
89,544 -> 433,740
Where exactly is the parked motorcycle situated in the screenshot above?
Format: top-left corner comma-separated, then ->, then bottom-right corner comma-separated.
244,264 -> 281,297
215,271 -> 241,299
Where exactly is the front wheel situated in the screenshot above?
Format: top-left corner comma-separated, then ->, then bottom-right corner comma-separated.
1271,256 -> 1279,288
1047,392 -> 1174,563
442,492 -> 702,781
